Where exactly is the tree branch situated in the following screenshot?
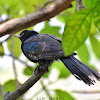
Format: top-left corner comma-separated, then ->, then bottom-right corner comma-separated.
75,0 -> 85,11
0,0 -> 73,37
0,84 -> 4,98
72,90 -> 100,94
2,66 -> 48,100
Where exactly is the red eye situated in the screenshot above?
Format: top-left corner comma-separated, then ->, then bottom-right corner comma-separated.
21,33 -> 24,36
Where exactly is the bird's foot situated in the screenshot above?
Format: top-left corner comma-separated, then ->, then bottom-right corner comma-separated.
34,65 -> 49,73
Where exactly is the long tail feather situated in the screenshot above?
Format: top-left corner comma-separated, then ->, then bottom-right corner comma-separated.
60,56 -> 100,86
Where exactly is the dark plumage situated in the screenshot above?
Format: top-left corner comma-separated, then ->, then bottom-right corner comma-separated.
14,30 -> 100,86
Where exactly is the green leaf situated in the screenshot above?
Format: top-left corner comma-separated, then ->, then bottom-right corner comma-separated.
77,43 -> 89,64
90,20 -> 96,35
54,89 -> 75,100
0,44 -> 4,56
62,9 -> 92,56
3,80 -> 16,93
85,0 -> 98,9
57,1 -> 76,23
89,34 -> 100,59
23,67 -> 34,75
0,94 -> 1,100
40,21 -> 62,38
93,1 -> 100,32
77,39 -> 98,71
7,37 -> 21,57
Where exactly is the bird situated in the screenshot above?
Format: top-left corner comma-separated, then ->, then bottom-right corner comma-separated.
14,30 -> 100,86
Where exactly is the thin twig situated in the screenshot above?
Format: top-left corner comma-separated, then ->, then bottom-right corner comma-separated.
11,38 -> 24,100
0,34 -> 13,45
0,84 -> 4,98
40,80 -> 52,98
0,52 -> 31,67
11,38 -> 19,88
72,90 -> 100,94
75,0 -> 85,12
30,88 -> 43,99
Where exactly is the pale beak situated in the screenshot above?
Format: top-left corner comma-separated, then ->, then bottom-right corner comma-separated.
14,34 -> 21,38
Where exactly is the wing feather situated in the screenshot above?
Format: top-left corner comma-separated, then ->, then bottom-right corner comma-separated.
22,34 -> 64,61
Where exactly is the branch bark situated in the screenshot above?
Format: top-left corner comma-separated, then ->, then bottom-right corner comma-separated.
75,0 -> 85,11
2,66 -> 48,100
0,0 -> 73,37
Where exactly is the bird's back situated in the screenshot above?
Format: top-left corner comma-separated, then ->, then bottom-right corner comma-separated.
21,34 -> 64,62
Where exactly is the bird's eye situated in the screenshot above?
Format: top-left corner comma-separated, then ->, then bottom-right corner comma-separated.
21,33 -> 24,36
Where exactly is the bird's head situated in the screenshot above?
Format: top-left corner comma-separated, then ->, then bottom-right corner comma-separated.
14,30 -> 39,42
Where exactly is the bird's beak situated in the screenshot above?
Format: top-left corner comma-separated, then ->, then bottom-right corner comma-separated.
14,34 -> 21,38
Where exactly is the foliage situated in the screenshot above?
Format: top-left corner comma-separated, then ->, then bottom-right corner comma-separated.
54,89 -> 75,100
62,0 -> 100,56
40,21 -> 62,38
89,34 -> 100,59
7,37 -> 22,57
77,43 -> 89,64
3,80 -> 16,93
62,9 -> 92,56
0,0 -> 47,18
0,44 -> 4,56
0,0 -> 100,100
23,66 -> 34,75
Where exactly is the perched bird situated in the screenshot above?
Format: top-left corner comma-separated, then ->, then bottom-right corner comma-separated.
14,30 -> 100,86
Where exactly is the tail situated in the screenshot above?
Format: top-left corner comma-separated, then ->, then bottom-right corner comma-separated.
60,56 -> 100,86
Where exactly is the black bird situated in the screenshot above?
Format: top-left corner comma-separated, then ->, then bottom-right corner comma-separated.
14,30 -> 100,86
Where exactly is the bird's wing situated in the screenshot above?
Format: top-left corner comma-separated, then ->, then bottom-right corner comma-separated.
22,34 -> 64,61
43,34 -> 62,42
